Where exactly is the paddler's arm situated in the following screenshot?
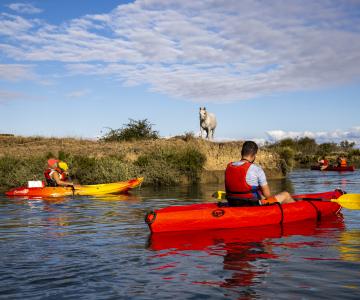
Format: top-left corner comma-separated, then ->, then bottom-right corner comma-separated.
260,184 -> 272,199
52,172 -> 74,187
256,167 -> 271,198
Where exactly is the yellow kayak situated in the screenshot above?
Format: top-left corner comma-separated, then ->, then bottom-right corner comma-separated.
6,178 -> 143,198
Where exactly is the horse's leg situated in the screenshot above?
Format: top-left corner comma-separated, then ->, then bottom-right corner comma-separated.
211,128 -> 215,139
206,128 -> 210,139
200,127 -> 204,138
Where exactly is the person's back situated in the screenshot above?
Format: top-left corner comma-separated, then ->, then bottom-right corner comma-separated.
225,160 -> 265,206
225,141 -> 295,206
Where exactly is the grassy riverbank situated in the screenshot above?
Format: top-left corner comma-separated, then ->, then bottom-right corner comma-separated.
0,136 -> 284,192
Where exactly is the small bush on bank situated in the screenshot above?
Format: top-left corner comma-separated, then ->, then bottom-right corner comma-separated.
317,143 -> 338,156
278,147 -> 295,169
171,131 -> 197,142
101,119 -> 159,142
70,156 -> 138,185
135,146 -> 206,185
0,156 -> 45,191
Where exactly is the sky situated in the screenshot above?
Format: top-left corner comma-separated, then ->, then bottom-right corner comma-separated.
0,0 -> 359,145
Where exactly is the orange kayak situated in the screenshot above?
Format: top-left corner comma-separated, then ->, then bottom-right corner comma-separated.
6,178 -> 143,198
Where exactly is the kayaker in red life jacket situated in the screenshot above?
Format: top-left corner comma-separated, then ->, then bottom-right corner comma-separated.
318,156 -> 329,170
44,158 -> 75,187
225,141 -> 295,206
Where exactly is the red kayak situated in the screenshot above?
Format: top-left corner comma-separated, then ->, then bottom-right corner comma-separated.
145,190 -> 343,233
310,165 -> 355,171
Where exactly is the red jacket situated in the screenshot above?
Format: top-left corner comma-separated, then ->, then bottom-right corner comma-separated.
225,161 -> 262,200
44,168 -> 67,187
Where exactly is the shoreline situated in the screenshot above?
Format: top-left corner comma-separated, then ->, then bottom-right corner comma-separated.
0,136 -> 285,191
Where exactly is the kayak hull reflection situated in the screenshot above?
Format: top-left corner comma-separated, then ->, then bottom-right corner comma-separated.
310,165 -> 355,171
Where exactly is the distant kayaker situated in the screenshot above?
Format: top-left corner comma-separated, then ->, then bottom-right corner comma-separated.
44,158 -> 74,187
318,156 -> 329,170
337,156 -> 347,168
225,141 -> 295,206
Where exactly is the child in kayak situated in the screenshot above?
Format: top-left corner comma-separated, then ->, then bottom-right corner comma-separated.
225,141 -> 295,206
44,158 -> 75,187
318,156 -> 329,170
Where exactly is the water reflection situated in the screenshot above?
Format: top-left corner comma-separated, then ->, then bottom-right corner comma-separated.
338,230 -> 360,262
148,216 -> 346,292
1,170 -> 359,299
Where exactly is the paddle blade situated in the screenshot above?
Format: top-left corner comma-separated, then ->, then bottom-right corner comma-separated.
332,194 -> 360,210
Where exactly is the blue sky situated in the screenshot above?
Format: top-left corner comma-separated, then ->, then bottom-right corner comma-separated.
0,0 -> 359,144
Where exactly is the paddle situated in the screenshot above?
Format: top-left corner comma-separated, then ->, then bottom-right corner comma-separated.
67,184 -> 79,196
212,191 -> 360,210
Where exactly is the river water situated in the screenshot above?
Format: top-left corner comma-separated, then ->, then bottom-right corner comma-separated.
0,170 -> 359,299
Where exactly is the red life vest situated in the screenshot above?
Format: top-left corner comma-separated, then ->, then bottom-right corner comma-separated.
44,168 -> 67,186
320,159 -> 329,166
225,161 -> 262,201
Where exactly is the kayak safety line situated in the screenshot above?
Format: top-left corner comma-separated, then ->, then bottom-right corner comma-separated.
274,202 -> 284,225
306,201 -> 321,221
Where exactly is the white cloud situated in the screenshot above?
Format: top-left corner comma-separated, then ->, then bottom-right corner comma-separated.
0,89 -> 25,102
0,64 -> 36,81
7,3 -> 42,14
0,13 -> 34,35
266,127 -> 360,145
0,0 -> 360,102
66,89 -> 91,98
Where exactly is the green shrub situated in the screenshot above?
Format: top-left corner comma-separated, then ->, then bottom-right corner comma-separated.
278,138 -> 296,149
340,140 -> 355,151
135,146 -> 206,185
349,149 -> 360,156
278,147 -> 295,170
69,156 -> 138,185
101,119 -> 159,142
0,156 -> 45,191
317,143 -> 338,156
296,137 -> 318,155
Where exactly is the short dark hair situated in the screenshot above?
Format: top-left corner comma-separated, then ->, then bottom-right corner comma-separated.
241,141 -> 258,156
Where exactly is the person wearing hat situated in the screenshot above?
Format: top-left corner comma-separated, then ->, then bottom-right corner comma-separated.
44,158 -> 74,187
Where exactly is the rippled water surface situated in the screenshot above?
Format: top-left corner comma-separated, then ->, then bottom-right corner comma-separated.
0,170 -> 359,299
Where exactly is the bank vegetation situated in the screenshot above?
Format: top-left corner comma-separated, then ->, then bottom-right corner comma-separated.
265,137 -> 360,170
0,134 -> 284,192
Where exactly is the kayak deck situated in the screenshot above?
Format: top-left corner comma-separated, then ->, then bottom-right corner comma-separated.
5,177 -> 143,198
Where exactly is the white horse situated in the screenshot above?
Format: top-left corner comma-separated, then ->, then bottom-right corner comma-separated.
199,107 -> 217,140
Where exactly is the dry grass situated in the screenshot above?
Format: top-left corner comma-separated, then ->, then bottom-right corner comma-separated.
0,136 -> 281,171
